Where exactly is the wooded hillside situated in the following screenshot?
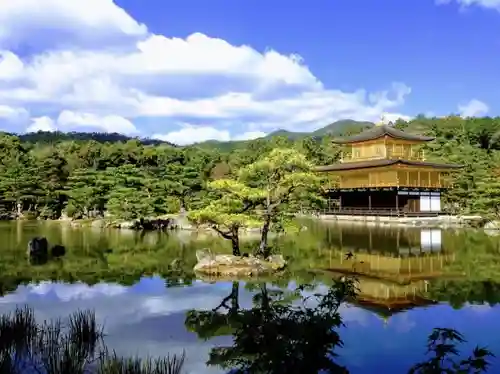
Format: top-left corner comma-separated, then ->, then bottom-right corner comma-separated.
1,115 -> 499,220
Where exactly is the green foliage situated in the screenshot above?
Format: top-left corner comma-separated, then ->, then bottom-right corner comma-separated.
409,328 -> 494,374
189,148 -> 323,256
2,115 -> 500,221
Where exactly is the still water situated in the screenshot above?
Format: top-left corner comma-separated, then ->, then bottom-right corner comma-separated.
0,220 -> 499,373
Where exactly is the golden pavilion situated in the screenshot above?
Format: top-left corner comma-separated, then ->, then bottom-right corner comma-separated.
315,118 -> 463,215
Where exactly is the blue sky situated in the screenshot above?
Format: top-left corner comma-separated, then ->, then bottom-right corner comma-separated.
0,0 -> 498,144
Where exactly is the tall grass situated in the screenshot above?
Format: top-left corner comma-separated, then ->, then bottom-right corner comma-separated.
0,306 -> 185,374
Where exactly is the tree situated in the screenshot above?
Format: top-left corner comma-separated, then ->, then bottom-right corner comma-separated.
188,179 -> 262,256
189,149 -> 322,257
239,148 -> 323,257
150,147 -> 214,212
105,164 -> 155,220
0,136 -> 39,218
65,169 -> 110,218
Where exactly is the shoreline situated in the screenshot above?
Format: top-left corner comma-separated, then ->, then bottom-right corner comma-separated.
297,213 -> 487,229
8,212 -> 496,231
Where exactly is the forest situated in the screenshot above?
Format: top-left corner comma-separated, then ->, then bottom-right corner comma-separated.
1,115 -> 500,224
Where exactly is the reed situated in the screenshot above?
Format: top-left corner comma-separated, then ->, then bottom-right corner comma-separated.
0,307 -> 185,374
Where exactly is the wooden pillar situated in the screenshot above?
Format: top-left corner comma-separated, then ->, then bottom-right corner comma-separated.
339,195 -> 342,210
368,193 -> 372,210
395,192 -> 399,211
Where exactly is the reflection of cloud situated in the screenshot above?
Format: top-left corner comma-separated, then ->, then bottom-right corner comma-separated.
5,279 -> 497,373
390,312 -> 416,333
0,278 -> 234,374
339,303 -> 371,326
28,281 -> 128,300
464,302 -> 492,314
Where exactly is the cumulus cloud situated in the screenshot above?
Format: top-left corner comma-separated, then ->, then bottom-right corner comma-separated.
26,111 -> 138,134
458,99 -> 489,117
153,124 -> 266,144
27,116 -> 56,132
0,105 -> 29,122
0,0 -> 414,143
0,0 -> 147,50
437,0 -> 500,11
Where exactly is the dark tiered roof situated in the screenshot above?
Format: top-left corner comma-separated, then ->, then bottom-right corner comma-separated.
332,124 -> 435,144
314,159 -> 463,172
354,297 -> 437,317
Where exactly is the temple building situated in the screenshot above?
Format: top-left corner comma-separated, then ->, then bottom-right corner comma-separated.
315,121 -> 463,215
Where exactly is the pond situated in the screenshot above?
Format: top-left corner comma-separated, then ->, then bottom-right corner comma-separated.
0,220 -> 500,373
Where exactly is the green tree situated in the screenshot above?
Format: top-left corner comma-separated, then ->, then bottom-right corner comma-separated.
239,148 -> 323,257
188,179 -> 261,255
105,164 -> 155,220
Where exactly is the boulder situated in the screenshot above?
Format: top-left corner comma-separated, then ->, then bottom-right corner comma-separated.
266,254 -> 287,270
91,219 -> 106,228
196,248 -> 215,262
120,220 -> 138,229
140,218 -> 176,231
27,237 -> 48,257
51,245 -> 66,257
484,220 -> 500,230
194,249 -> 286,277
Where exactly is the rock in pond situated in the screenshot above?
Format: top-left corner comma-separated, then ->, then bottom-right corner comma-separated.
484,220 -> 500,230
194,249 -> 286,277
27,237 -> 49,257
51,244 -> 66,257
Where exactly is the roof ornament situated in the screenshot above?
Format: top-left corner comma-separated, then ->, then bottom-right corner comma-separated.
376,114 -> 386,127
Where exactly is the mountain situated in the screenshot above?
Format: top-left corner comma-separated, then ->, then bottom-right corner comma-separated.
312,119 -> 373,136
262,120 -> 374,140
13,131 -> 176,146
264,129 -> 308,140
8,119 -> 373,150
190,119 -> 374,151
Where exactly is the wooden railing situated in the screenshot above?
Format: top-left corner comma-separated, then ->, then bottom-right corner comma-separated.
338,181 -> 452,189
302,207 -> 444,217
340,149 -> 425,163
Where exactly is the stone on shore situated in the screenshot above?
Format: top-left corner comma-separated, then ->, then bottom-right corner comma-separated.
194,249 -> 286,277
484,220 -> 500,230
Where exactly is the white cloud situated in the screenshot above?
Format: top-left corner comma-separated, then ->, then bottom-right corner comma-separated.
27,116 -> 56,132
381,112 -> 412,124
0,0 -> 414,142
437,0 -> 500,11
57,110 -> 138,134
458,99 -> 489,117
233,131 -> 267,141
0,105 -> 29,121
153,125 -> 231,145
0,0 -> 147,49
152,125 -> 266,145
26,111 -> 138,134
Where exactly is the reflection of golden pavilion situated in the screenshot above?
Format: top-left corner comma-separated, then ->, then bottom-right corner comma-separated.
318,225 -> 454,316
323,225 -> 455,282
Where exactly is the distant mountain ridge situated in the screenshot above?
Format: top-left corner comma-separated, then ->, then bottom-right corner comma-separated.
11,131 -> 176,147
9,119 -> 374,148
194,119 -> 375,150
263,119 -> 374,140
